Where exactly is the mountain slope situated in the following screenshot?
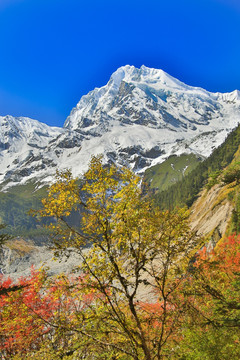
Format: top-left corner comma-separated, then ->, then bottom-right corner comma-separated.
0,116 -> 83,189
64,65 -> 240,172
154,123 -> 240,209
189,142 -> 240,243
143,153 -> 202,192
1,65 -> 240,190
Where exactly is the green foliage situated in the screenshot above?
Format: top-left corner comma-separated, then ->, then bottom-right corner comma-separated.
0,182 -> 49,237
0,223 -> 11,246
155,124 -> 240,209
221,162 -> 240,185
230,191 -> 240,233
206,170 -> 221,190
178,234 -> 240,359
178,326 -> 240,360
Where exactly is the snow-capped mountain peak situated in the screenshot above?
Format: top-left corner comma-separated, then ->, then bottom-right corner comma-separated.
217,89 -> 240,103
109,65 -> 187,92
1,65 -> 240,189
0,115 -> 63,151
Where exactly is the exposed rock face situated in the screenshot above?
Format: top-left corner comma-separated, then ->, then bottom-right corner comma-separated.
0,238 -> 83,281
189,183 -> 233,241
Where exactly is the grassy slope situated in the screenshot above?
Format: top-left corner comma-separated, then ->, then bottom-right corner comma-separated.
143,153 -> 202,192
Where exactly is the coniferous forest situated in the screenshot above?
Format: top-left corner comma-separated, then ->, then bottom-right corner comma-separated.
155,124 -> 240,209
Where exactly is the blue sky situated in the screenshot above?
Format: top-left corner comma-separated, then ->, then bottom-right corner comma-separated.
0,0 -> 240,127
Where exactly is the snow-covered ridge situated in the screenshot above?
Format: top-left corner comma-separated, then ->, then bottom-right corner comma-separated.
64,65 -> 240,132
1,65 -> 240,189
0,115 -> 63,148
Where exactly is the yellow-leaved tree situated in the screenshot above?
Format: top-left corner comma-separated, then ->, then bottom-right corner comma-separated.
36,155 -> 201,360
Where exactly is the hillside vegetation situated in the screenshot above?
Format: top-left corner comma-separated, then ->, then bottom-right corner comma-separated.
0,157 -> 239,359
143,153 -> 202,192
0,183 -> 48,237
154,123 -> 240,209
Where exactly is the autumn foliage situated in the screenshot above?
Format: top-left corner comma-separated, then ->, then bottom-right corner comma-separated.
178,234 -> 240,359
0,157 -> 240,359
0,269 -> 52,358
1,234 -> 239,359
